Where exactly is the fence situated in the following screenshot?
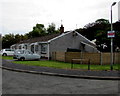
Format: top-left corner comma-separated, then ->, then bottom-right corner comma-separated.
52,52 -> 120,65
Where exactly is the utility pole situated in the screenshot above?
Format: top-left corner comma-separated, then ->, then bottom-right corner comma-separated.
110,2 -> 116,70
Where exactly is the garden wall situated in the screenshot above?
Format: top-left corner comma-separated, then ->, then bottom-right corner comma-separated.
52,52 -> 120,65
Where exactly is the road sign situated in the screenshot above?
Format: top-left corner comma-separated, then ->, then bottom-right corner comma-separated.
108,31 -> 115,38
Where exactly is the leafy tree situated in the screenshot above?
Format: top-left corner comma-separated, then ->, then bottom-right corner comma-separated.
2,23 -> 60,48
95,19 -> 110,24
26,24 -> 46,38
47,23 -> 59,34
25,23 -> 60,39
14,34 -> 21,43
113,21 -> 120,48
2,34 -> 16,48
76,19 -> 120,52
2,33 -> 27,49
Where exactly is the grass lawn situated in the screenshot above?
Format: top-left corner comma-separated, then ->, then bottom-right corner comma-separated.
2,56 -> 120,70
12,60 -> 120,70
2,56 -> 13,60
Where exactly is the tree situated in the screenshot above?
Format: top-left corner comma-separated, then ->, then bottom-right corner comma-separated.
14,34 -> 21,43
47,23 -> 59,34
25,23 -> 60,39
95,19 -> 110,24
2,23 -> 60,48
2,33 -> 27,49
76,19 -> 120,52
26,24 -> 46,38
2,34 -> 16,48
113,21 -> 120,48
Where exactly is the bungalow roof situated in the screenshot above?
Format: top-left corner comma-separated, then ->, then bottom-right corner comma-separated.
16,31 -> 96,47
18,33 -> 60,44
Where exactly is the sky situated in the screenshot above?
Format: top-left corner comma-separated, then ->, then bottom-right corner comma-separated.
0,0 -> 120,36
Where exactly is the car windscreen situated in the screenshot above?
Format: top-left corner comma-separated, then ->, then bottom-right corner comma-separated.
5,49 -> 14,51
5,49 -> 11,51
26,51 -> 33,54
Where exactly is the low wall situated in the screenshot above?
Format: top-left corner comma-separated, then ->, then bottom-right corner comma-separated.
52,52 -> 65,62
52,52 -> 120,65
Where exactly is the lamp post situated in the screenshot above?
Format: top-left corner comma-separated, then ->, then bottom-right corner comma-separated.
110,2 -> 116,70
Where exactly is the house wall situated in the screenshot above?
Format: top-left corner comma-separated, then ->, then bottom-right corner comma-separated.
11,44 -> 20,49
49,32 -> 98,57
84,44 -> 98,52
10,31 -> 98,59
49,32 -> 76,57
27,44 -> 31,51
11,43 -> 30,50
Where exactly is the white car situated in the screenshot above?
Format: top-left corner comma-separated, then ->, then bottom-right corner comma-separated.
0,49 -> 14,56
13,49 -> 41,61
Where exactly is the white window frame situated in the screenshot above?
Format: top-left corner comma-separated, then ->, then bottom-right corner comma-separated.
41,44 -> 47,54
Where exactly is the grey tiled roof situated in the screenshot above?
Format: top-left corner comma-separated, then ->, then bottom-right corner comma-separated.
18,33 -> 61,44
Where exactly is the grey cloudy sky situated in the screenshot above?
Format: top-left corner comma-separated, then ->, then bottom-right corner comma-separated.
0,0 -> 120,36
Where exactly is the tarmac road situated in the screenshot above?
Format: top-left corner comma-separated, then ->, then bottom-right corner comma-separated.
2,69 -> 119,94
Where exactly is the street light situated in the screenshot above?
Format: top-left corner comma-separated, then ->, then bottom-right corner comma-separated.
110,2 -> 116,70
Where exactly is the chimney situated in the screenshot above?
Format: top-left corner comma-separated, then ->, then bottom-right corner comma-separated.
60,24 -> 64,34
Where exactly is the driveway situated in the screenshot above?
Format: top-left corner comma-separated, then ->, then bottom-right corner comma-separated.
2,69 -> 119,94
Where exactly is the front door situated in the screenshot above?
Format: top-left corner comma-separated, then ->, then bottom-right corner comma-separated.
31,45 -> 34,53
41,44 -> 47,57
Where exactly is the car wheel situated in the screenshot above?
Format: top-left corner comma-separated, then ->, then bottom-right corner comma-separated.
2,53 -> 7,56
20,57 -> 25,61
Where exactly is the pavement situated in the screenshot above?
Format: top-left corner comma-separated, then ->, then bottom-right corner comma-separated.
1,59 -> 120,80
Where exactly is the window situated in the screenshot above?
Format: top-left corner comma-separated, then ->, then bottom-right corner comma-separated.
31,45 -> 34,53
25,45 -> 27,49
35,45 -> 39,52
11,49 -> 14,51
41,44 -> 47,54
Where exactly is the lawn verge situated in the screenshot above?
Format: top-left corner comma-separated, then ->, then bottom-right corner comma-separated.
2,56 -> 119,71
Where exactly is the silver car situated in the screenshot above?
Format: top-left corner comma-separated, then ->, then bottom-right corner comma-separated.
13,49 -> 41,61
0,49 -> 14,56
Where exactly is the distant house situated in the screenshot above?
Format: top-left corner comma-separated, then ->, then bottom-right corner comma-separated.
11,25 -> 99,59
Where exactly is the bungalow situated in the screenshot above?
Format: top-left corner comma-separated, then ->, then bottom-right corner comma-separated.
11,25 -> 99,59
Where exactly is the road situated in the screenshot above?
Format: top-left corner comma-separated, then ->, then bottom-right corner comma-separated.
2,69 -> 119,94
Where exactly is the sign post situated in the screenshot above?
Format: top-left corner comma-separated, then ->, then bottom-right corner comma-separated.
107,30 -> 115,70
108,30 -> 115,70
109,2 -> 116,71
107,31 -> 115,38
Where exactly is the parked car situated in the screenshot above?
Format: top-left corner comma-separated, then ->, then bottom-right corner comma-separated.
13,49 -> 41,61
0,49 -> 14,56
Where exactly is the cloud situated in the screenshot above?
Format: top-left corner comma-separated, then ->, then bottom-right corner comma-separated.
0,0 -> 119,35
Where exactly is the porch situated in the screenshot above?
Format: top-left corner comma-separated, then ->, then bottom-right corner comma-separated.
30,42 -> 50,59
